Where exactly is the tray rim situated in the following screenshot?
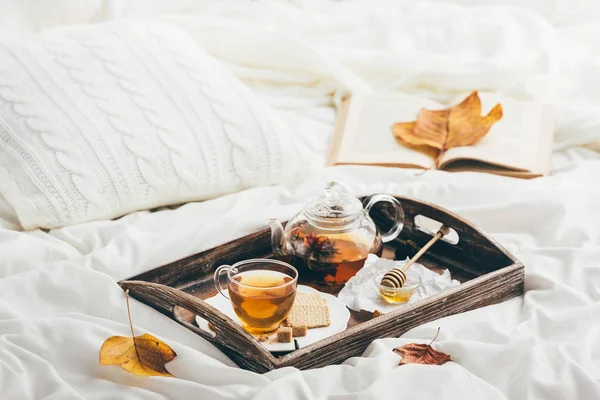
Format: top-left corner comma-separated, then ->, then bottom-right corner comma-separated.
119,194 -> 524,372
276,260 -> 522,366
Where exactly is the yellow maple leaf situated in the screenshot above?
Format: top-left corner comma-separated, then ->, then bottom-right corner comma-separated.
393,91 -> 503,165
99,290 -> 176,377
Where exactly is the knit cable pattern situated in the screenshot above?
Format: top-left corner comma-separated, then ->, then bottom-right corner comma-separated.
0,20 -> 297,229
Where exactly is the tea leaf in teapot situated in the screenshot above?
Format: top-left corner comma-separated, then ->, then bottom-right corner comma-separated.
304,233 -> 338,260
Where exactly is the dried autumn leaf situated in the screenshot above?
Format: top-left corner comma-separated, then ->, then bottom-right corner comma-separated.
100,290 -> 177,377
393,328 -> 451,366
393,91 -> 503,165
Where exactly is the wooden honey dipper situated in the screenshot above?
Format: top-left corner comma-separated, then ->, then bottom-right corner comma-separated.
380,225 -> 451,288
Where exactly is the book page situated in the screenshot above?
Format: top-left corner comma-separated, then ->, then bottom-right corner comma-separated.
332,95 -> 443,169
442,160 -> 543,179
439,92 -> 550,173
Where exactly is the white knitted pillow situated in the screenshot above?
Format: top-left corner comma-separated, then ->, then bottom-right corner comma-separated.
0,20 -> 299,230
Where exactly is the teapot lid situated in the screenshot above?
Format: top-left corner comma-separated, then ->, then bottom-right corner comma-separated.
304,182 -> 363,223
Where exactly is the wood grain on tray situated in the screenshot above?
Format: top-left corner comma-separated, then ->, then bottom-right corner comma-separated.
120,195 -> 524,373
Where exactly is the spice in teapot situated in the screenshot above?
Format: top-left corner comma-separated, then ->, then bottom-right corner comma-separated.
267,182 -> 404,285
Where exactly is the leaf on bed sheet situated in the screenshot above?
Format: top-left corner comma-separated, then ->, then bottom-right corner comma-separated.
393,327 -> 451,366
99,290 -> 177,377
393,91 -> 503,167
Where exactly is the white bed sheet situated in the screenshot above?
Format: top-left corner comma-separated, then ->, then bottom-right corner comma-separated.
2,150 -> 600,400
2,1 -> 600,399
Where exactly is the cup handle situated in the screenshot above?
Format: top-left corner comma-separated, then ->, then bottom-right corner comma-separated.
213,265 -> 231,299
363,194 -> 405,243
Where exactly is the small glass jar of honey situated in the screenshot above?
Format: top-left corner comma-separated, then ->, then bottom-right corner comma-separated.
374,271 -> 421,304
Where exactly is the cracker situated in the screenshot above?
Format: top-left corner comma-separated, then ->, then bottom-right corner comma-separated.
294,292 -> 326,307
286,304 -> 330,328
277,326 -> 292,343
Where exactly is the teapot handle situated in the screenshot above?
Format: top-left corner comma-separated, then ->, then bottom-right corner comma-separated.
363,194 -> 404,243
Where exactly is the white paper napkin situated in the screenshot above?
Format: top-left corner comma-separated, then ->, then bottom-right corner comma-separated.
338,254 -> 460,313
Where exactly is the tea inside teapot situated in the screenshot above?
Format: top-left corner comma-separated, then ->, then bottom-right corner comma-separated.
267,182 -> 404,285
288,221 -> 383,285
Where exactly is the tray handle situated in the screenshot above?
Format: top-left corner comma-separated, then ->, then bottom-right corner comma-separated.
364,194 -> 516,277
119,280 -> 276,368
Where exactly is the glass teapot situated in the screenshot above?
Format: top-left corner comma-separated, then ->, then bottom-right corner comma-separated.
267,182 -> 404,285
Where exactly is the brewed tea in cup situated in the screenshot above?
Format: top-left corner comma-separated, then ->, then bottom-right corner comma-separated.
214,259 -> 298,334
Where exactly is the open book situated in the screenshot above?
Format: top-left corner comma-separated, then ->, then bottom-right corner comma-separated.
327,92 -> 554,178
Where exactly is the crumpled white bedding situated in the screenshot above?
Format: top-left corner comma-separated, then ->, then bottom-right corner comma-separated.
2,1 -> 600,399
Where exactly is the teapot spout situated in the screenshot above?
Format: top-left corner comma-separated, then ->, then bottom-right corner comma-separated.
266,218 -> 286,256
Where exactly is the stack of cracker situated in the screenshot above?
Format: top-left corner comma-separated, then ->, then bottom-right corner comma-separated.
286,292 -> 330,328
277,292 -> 331,343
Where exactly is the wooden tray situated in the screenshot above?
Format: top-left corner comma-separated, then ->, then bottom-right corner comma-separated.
120,195 -> 523,373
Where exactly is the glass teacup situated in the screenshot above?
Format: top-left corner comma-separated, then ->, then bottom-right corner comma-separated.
214,259 -> 298,334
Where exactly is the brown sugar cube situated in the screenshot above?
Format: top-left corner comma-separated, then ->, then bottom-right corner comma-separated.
277,326 -> 293,343
292,325 -> 307,337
